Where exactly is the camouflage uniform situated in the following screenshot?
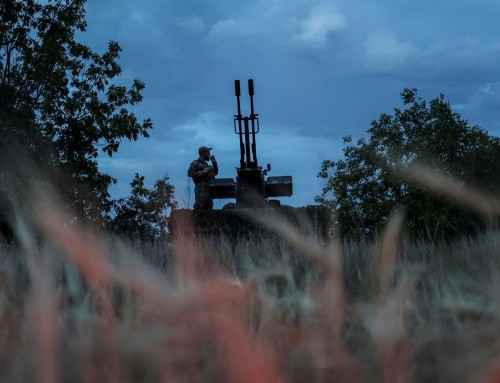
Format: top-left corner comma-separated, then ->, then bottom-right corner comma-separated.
188,158 -> 218,210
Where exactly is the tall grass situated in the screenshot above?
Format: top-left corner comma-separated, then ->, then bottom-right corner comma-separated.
0,165 -> 499,382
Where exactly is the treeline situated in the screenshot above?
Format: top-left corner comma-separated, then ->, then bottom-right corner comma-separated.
0,0 -> 176,241
317,88 -> 500,240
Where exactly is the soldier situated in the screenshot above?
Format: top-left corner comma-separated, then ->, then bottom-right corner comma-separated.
188,146 -> 218,210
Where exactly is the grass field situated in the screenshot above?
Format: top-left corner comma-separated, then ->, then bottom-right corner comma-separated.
1,167 -> 500,382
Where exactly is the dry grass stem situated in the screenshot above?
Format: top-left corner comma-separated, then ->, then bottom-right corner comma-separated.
406,163 -> 500,220
0,166 -> 498,382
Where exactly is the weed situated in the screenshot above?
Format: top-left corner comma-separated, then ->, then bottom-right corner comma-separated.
0,164 -> 499,382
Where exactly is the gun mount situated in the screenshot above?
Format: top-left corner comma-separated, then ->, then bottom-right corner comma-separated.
209,79 -> 292,208
168,79 -> 330,242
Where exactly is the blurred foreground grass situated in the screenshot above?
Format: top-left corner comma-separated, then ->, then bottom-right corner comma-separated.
1,209 -> 500,383
1,162 -> 500,382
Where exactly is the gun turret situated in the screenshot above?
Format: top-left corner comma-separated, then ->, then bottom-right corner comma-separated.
169,80 -> 329,240
209,79 -> 293,208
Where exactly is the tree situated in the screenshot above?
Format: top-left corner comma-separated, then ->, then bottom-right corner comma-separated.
110,174 -> 177,241
317,88 -> 500,240
0,0 -> 152,221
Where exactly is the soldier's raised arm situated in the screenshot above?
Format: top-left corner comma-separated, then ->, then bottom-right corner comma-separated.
210,155 -> 218,176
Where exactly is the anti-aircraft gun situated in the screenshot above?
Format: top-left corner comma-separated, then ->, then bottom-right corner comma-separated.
209,79 -> 292,208
168,80 -> 330,240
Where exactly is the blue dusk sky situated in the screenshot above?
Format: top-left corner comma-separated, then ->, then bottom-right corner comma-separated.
80,0 -> 500,209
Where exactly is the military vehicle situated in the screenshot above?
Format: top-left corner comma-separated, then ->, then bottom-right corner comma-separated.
168,80 -> 330,240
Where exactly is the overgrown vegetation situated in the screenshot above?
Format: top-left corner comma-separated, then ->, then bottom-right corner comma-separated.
0,183 -> 499,382
317,88 -> 500,240
0,0 -> 175,239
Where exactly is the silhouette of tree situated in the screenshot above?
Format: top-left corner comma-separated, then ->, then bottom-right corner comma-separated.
0,0 -> 175,234
317,88 -> 500,240
111,174 -> 177,241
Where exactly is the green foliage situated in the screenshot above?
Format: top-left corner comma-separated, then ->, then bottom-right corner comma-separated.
111,173 -> 177,241
317,88 -> 500,240
0,0 -> 153,221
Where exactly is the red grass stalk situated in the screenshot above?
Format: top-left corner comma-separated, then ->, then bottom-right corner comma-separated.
212,313 -> 284,383
201,281 -> 284,383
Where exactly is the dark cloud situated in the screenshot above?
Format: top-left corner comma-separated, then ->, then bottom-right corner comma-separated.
84,0 -> 500,207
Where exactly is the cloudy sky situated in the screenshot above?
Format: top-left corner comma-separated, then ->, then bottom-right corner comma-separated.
80,0 -> 500,209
